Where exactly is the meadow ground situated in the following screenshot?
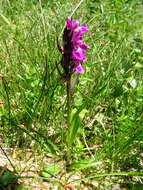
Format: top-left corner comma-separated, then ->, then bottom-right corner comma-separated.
0,0 -> 143,189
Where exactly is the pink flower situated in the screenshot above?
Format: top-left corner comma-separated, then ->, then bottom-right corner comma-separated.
61,17 -> 89,78
75,63 -> 85,74
66,19 -> 79,30
72,25 -> 89,42
72,47 -> 86,62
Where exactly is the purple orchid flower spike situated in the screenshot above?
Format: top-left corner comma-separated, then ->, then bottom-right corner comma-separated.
56,17 -> 89,127
58,17 -> 89,80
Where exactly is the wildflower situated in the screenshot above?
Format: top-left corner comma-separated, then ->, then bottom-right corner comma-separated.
129,79 -> 137,88
58,17 -> 89,80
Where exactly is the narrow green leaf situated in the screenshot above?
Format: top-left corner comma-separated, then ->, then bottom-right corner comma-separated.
67,109 -> 81,147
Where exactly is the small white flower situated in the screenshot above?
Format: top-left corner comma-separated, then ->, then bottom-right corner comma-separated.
129,79 -> 137,88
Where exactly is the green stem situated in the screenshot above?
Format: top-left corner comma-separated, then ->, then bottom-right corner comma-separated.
66,75 -> 72,169
67,76 -> 71,126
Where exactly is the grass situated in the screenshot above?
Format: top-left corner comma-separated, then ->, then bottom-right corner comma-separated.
0,0 -> 143,189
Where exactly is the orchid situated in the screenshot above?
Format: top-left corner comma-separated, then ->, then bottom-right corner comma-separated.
58,17 -> 89,80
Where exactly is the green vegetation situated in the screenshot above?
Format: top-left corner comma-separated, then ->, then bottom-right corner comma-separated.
0,0 -> 143,189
